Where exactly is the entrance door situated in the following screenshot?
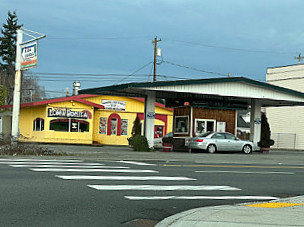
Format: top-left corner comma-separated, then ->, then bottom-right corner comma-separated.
154,125 -> 164,138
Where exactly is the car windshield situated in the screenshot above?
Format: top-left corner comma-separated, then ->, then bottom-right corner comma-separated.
198,131 -> 213,137
164,132 -> 173,138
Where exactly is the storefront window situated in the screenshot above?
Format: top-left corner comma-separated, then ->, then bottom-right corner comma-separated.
33,118 -> 44,131
50,119 -> 89,132
195,119 -> 216,135
111,118 -> 117,135
174,116 -> 189,134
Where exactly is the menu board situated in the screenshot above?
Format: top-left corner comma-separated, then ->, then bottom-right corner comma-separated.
121,119 -> 128,135
99,117 -> 107,134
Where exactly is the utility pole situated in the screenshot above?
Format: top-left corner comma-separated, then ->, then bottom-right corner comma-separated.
294,54 -> 304,64
11,29 -> 23,143
11,28 -> 46,144
152,36 -> 161,82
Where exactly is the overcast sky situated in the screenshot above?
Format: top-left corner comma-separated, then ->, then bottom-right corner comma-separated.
1,0 -> 304,97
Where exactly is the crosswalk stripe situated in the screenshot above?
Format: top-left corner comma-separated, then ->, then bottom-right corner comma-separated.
0,159 -> 83,162
88,185 -> 241,191
0,162 -> 103,165
9,165 -> 128,169
117,161 -> 156,166
30,168 -> 157,173
124,196 -> 279,200
195,170 -> 295,175
56,175 -> 196,181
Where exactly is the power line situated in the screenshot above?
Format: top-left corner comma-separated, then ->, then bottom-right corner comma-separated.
114,61 -> 153,84
163,60 -> 227,76
166,38 -> 295,55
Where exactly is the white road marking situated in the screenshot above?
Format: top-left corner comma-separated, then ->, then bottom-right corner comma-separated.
117,161 -> 156,166
0,159 -> 83,162
88,185 -> 241,191
31,168 -> 157,173
125,196 -> 279,200
9,165 -> 128,169
0,162 -> 103,165
56,175 -> 196,181
195,170 -> 295,175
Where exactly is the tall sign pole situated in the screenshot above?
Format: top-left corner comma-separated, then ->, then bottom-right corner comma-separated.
11,28 -> 46,144
152,36 -> 161,82
11,29 -> 23,143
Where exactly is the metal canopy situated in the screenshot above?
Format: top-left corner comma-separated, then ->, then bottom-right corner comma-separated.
79,77 -> 304,108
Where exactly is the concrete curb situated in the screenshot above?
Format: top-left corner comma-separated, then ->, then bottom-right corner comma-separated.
155,196 -> 304,227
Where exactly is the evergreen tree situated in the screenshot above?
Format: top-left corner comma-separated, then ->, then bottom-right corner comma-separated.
131,116 -> 141,137
0,11 -> 22,72
0,11 -> 22,104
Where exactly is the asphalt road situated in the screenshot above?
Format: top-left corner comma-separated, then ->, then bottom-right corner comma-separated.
1,149 -> 304,227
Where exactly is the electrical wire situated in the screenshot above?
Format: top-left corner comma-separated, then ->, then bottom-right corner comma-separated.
163,60 -> 228,76
114,61 -> 153,84
166,38 -> 295,55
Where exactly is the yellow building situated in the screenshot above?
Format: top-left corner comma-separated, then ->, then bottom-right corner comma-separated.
0,94 -> 173,145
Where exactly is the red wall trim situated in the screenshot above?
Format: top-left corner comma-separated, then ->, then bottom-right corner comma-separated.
107,113 -> 121,136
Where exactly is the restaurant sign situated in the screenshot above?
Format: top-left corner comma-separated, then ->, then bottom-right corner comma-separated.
47,108 -> 91,119
101,100 -> 126,111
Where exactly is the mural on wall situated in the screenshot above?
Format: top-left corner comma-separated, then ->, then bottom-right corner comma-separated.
99,117 -> 107,134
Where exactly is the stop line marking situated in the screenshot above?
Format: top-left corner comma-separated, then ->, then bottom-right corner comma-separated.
88,185 -> 240,191
124,195 -> 279,200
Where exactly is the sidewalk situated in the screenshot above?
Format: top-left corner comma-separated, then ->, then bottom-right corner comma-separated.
155,196 -> 304,227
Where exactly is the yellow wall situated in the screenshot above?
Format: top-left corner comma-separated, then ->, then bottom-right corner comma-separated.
17,95 -> 173,146
19,101 -> 94,144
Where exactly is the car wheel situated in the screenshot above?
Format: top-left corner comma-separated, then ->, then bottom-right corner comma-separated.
242,144 -> 252,154
207,144 -> 216,153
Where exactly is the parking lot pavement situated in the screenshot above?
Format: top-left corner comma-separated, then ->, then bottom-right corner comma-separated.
155,195 -> 304,227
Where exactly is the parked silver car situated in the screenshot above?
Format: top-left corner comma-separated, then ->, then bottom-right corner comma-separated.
188,132 -> 255,154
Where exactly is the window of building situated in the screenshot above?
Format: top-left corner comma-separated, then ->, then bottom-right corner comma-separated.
174,116 -> 189,134
33,118 -> 44,131
111,118 -> 117,135
49,119 -> 89,132
195,119 -> 216,135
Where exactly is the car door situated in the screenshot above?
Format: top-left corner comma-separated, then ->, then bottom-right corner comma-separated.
224,133 -> 243,151
211,133 -> 227,151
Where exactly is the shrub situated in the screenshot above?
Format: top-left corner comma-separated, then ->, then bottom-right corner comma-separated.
257,113 -> 275,148
132,135 -> 151,152
0,138 -> 66,156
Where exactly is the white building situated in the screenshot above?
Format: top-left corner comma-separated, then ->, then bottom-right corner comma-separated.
266,63 -> 304,149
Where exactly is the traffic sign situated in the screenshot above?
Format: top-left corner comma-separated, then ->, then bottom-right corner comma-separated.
21,41 -> 38,70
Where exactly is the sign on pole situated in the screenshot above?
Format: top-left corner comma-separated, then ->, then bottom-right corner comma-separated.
21,41 -> 38,70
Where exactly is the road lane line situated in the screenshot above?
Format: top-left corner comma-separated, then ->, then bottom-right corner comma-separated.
88,185 -> 241,191
195,170 -> 295,175
10,165 -> 128,169
30,168 -> 158,173
117,161 -> 156,166
125,196 -> 279,200
56,175 -> 196,181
